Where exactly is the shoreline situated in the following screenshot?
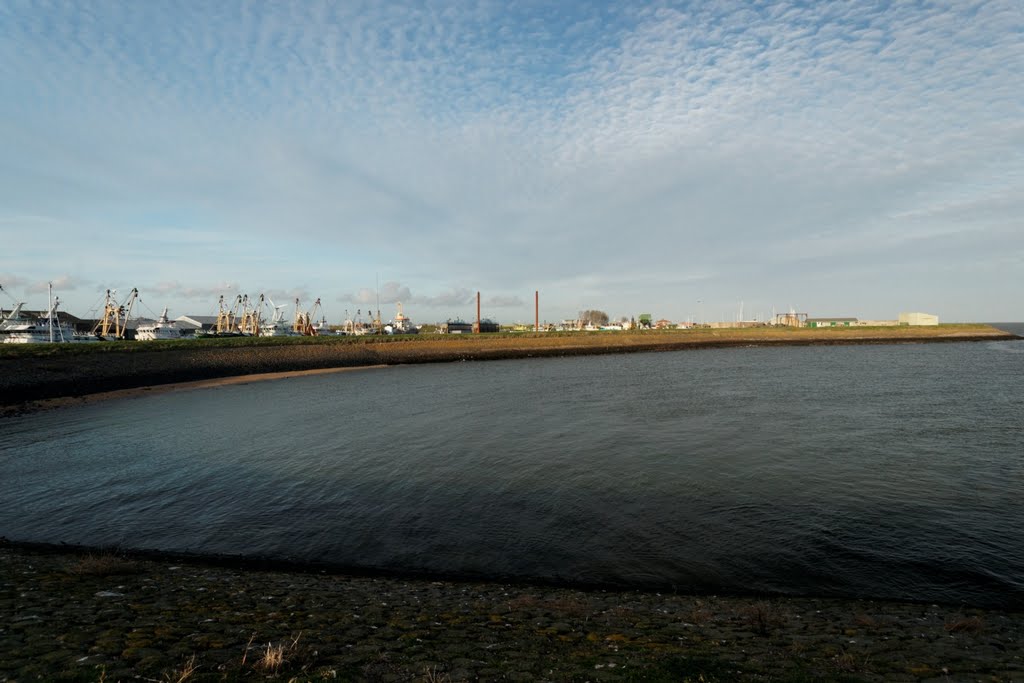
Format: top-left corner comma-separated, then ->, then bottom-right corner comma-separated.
2,543 -> 1021,681
1,326 -> 1018,410
1,365 -> 387,415
2,538 -> 1014,610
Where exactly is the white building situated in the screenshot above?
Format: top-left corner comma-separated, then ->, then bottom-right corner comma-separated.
899,312 -> 939,326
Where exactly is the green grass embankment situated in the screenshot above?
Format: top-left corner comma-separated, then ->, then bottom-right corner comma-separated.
0,324 -> 1015,407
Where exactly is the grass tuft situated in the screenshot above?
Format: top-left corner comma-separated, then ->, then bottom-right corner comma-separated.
162,654 -> 198,683
852,613 -> 878,629
256,641 -> 286,673
743,600 -> 784,636
67,552 -> 139,576
423,665 -> 452,683
251,632 -> 303,674
945,614 -> 984,634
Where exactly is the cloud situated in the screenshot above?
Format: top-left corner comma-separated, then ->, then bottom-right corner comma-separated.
339,281 -> 412,306
26,275 -> 86,294
150,281 -> 243,301
414,287 -> 478,308
487,295 -> 524,307
340,282 -> 497,309
0,274 -> 30,291
0,2 -> 1021,321
264,288 -> 314,307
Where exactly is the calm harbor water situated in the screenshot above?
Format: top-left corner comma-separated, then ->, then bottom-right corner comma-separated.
2,326 -> 1022,607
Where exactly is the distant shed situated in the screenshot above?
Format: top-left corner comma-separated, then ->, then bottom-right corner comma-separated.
473,319 -> 500,334
440,320 -> 473,334
899,312 -> 939,326
806,317 -> 858,328
175,315 -> 217,335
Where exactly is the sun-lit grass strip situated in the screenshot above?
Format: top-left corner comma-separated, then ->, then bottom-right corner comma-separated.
0,322 -> 1008,360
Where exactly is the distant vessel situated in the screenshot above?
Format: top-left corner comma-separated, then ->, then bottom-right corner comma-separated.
135,308 -> 183,341
385,302 -> 418,334
311,316 -> 338,335
0,301 -> 29,333
237,294 -> 263,336
292,298 -> 326,336
2,283 -> 93,344
260,300 -> 301,337
91,288 -> 138,341
195,295 -> 244,338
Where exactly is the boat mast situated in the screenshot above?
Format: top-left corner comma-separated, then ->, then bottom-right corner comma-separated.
375,274 -> 381,334
215,295 -> 227,333
121,288 -> 138,338
48,282 -> 54,343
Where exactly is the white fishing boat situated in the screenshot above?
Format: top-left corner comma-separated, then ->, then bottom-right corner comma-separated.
259,300 -> 301,337
385,302 -> 418,334
311,316 -> 339,335
0,301 -> 29,333
1,284 -> 94,344
135,308 -> 183,341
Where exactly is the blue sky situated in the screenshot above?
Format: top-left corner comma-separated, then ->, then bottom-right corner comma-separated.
1,0 -> 1021,324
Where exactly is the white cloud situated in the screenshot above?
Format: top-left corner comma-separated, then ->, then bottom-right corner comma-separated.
26,275 -> 86,294
414,287 -> 478,308
0,274 -> 30,290
0,1 -> 1021,321
487,295 -> 525,308
264,289 -> 314,308
150,281 -> 243,301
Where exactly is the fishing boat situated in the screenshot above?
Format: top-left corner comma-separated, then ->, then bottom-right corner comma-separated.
237,295 -> 263,336
135,308 -> 183,341
312,315 -> 340,335
195,295 -> 245,338
91,288 -> 138,341
1,284 -> 94,344
292,298 -> 325,336
259,299 -> 301,337
0,301 -> 29,333
385,302 -> 418,334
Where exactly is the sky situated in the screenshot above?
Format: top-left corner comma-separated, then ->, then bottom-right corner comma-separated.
1,0 -> 1022,325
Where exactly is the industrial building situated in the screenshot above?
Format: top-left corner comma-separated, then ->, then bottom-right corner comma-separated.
899,312 -> 939,326
473,319 -> 500,333
439,319 -> 473,334
774,312 -> 808,327
806,317 -> 858,328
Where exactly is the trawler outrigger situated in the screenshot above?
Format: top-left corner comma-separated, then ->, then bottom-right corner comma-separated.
91,288 -> 138,340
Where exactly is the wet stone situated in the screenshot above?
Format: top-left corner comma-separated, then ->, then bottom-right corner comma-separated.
1,546 -> 1023,682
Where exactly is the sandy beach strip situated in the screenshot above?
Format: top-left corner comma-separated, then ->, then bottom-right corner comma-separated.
0,364 -> 388,416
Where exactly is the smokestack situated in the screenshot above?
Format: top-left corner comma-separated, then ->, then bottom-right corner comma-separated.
476,291 -> 481,333
535,290 -> 539,331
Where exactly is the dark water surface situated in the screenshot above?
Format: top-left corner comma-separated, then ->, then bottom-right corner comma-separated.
2,328 -> 1023,607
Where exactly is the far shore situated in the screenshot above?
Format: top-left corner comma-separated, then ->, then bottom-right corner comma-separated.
1,324 -> 1018,410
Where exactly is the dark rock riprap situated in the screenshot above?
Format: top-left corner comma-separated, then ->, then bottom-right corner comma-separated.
1,547 -> 1022,681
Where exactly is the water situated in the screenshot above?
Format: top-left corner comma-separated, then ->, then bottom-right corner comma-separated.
2,329 -> 1023,607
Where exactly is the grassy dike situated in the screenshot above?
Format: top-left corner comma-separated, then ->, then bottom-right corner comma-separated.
0,324 -> 1015,408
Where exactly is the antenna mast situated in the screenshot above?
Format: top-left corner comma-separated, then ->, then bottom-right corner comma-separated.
48,282 -> 54,343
